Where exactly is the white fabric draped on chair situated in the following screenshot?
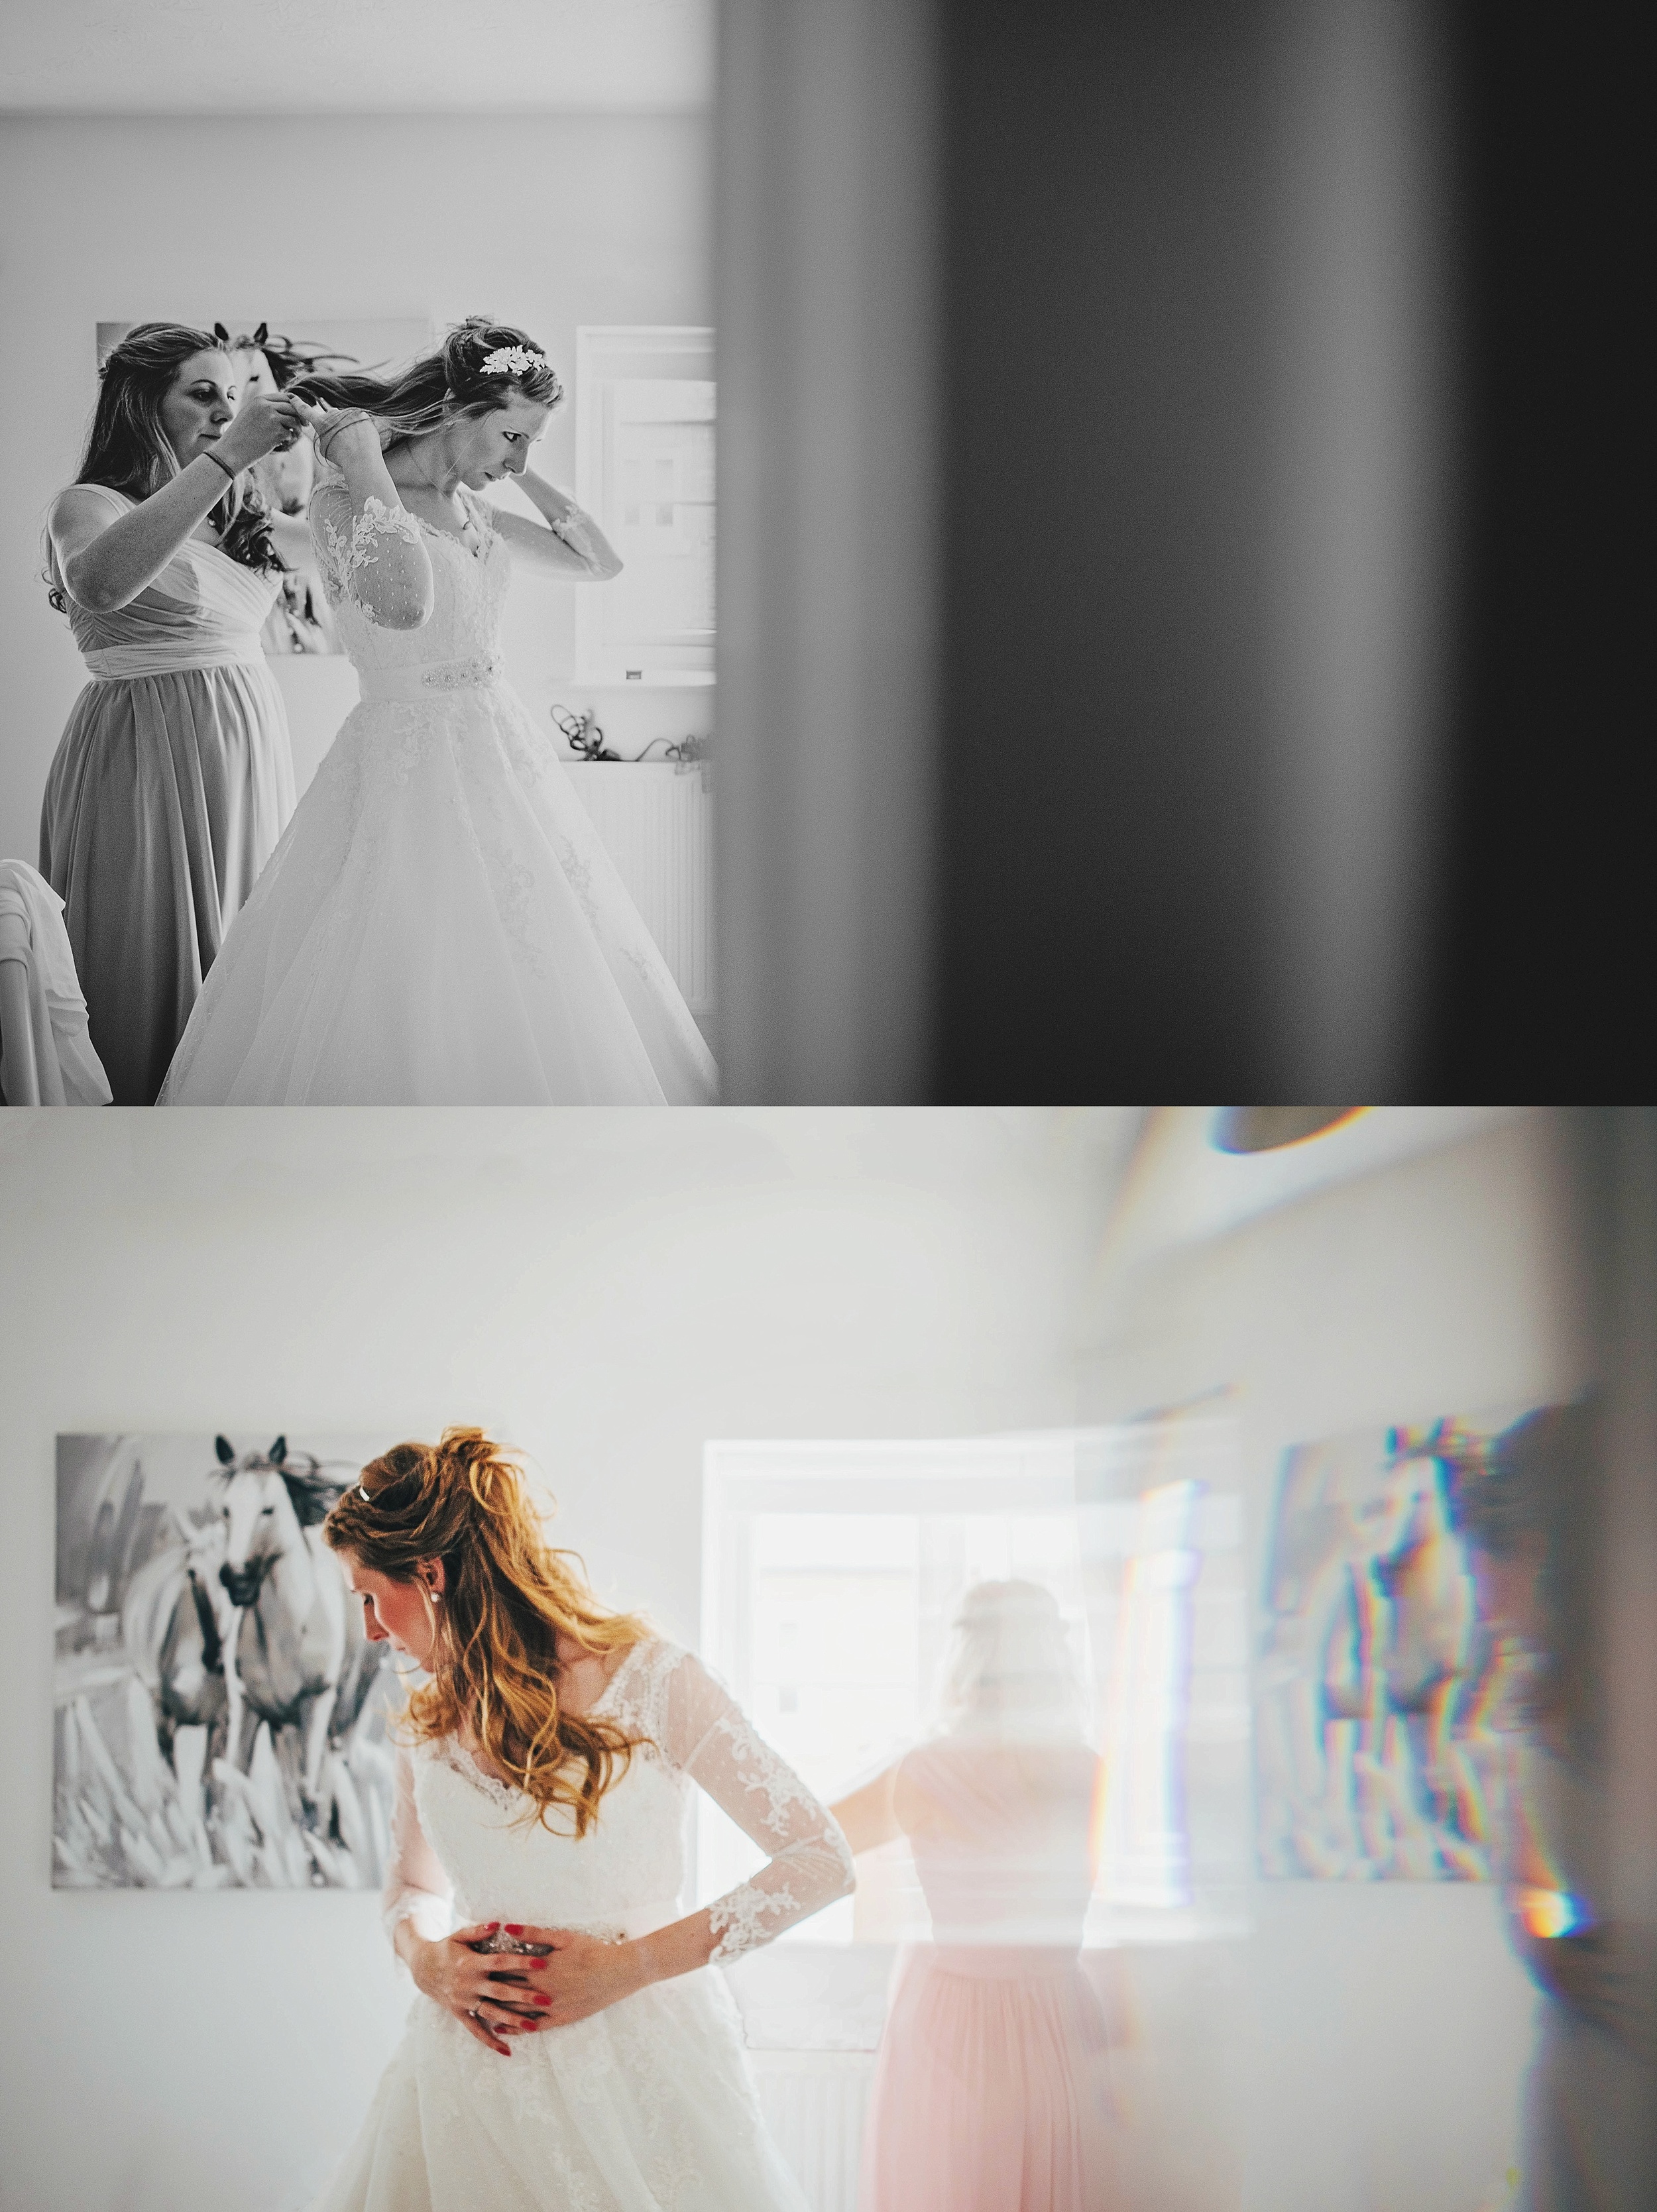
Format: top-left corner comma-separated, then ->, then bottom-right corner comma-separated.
0,859 -> 111,1106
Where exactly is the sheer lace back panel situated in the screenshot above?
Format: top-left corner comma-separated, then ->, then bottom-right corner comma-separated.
310,457 -> 507,674
388,1640 -> 854,1965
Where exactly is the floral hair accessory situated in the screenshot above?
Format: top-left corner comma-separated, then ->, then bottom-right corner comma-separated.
479,345 -> 544,379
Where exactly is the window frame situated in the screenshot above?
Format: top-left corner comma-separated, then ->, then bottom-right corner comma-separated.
574,323 -> 716,687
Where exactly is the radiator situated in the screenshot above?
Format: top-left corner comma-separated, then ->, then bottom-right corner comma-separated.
565,761 -> 714,1015
748,2050 -> 876,2212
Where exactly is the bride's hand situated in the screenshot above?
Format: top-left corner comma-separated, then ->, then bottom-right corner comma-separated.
406,1920 -> 553,2057
512,1924 -> 650,2028
213,390 -> 308,472
290,398 -> 381,466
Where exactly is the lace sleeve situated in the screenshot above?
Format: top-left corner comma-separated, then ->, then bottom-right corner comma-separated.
310,478 -> 431,630
536,500 -> 613,576
661,1651 -> 854,1963
383,1745 -> 454,1948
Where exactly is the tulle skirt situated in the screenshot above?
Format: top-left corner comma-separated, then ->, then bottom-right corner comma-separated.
859,1946 -> 1120,2212
312,1970 -> 806,2212
157,679 -> 717,1105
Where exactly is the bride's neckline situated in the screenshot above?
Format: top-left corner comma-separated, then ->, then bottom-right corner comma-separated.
389,476 -> 492,557
312,459 -> 492,557
453,1639 -> 650,1791
412,506 -> 492,559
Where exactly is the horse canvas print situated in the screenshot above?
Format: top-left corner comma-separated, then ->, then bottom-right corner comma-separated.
1253,1408 -> 1535,1883
54,1431 -> 398,1891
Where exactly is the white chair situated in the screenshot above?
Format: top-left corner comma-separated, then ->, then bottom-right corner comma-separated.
0,859 -> 111,1106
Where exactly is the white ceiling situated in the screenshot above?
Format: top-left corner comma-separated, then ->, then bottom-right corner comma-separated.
0,0 -> 714,114
1100,1105 -> 1536,1266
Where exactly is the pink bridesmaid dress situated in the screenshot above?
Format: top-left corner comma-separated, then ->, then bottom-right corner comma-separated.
859,1739 -> 1119,2211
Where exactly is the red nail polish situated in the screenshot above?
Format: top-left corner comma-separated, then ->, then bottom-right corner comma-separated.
486,1922 -> 500,1932
505,1923 -> 524,1936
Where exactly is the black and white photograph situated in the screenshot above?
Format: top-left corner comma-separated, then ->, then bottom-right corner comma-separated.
55,1430 -> 396,1891
4,5 -> 719,1111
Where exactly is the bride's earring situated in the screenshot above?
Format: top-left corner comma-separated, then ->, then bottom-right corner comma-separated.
418,1580 -> 448,1665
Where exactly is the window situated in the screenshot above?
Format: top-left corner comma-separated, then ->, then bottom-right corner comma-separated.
699,1418 -> 1250,1953
575,326 -> 714,685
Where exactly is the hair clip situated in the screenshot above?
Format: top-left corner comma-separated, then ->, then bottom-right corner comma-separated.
479,344 -> 543,378
358,1484 -> 372,1501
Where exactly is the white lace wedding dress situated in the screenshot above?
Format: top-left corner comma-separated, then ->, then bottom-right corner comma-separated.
312,1639 -> 854,2211
157,464 -> 718,1104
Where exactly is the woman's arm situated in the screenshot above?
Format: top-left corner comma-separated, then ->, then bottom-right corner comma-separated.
828,1764 -> 902,1855
381,1743 -> 453,1948
300,408 -> 433,630
379,1747 -> 551,2059
513,1651 -> 855,2029
486,467 -> 624,581
52,390 -> 303,613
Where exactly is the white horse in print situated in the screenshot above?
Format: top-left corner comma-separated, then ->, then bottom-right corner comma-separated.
214,321 -> 354,655
213,1437 -> 385,1820
122,1508 -> 238,1765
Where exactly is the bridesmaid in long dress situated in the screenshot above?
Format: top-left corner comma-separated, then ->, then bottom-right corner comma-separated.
832,1582 -> 1119,2212
40,324 -> 304,1101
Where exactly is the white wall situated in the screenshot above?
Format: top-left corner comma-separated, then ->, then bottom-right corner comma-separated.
0,1105 -> 1113,2212
1080,1111 -> 1583,2212
0,112 -> 714,861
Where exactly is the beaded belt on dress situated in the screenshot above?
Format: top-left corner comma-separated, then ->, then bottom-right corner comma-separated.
461,1899 -> 681,1944
358,652 -> 504,703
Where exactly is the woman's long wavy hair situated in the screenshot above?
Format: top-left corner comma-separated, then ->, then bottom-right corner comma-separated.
323,1429 -> 650,1836
46,323 -> 278,612
288,315 -> 563,450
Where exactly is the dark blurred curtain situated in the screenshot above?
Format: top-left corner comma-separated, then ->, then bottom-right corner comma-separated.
718,3 -> 1641,1099
933,2 -> 1283,1099
1422,24 -> 1642,1091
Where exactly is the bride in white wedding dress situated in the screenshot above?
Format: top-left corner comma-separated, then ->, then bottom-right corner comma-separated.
313,1429 -> 852,2212
158,319 -> 717,1104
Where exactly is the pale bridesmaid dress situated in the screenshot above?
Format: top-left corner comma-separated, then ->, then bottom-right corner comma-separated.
859,1737 -> 1119,2212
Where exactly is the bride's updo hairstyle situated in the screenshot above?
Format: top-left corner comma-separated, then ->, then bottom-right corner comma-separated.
323,1427 -> 650,1836
46,321 -> 277,612
288,315 -> 563,449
